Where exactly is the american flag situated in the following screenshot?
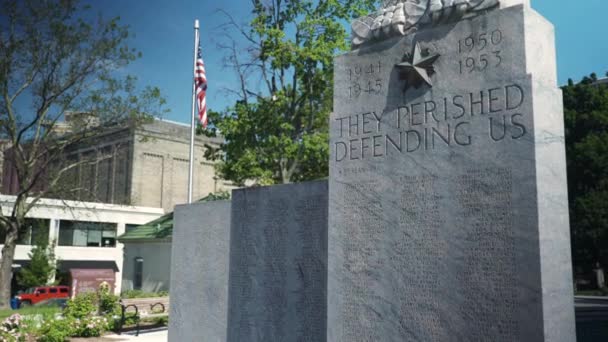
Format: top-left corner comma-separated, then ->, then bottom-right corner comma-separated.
195,43 -> 208,128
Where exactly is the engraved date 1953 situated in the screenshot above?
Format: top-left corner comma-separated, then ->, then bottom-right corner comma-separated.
457,29 -> 504,74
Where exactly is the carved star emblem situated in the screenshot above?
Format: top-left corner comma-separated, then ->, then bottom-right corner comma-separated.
395,43 -> 440,90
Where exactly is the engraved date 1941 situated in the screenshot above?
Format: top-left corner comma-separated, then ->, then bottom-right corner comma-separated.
348,61 -> 383,98
457,29 -> 504,74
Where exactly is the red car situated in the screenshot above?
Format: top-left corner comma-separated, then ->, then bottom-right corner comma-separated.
16,286 -> 70,306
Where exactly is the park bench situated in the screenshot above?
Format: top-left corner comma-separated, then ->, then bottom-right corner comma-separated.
117,297 -> 170,336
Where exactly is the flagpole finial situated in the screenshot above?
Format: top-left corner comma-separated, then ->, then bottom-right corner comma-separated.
194,19 -> 199,29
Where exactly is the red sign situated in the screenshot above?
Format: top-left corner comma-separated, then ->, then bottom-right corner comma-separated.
70,269 -> 115,297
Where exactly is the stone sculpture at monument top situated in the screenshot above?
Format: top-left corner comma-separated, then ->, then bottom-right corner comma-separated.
352,0 -> 501,47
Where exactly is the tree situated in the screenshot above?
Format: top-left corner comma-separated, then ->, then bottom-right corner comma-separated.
17,236 -> 57,289
202,0 -> 376,186
562,73 -> 608,277
0,0 -> 166,307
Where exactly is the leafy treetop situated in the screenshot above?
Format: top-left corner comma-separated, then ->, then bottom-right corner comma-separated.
202,0 -> 377,186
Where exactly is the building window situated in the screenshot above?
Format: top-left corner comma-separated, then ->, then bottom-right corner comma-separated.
134,257 -> 144,290
58,221 -> 117,247
125,224 -> 139,234
0,219 -> 49,246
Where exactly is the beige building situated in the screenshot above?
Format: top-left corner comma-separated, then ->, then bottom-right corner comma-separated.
130,119 -> 233,211
3,117 -> 234,212
0,195 -> 164,295
0,117 -> 230,295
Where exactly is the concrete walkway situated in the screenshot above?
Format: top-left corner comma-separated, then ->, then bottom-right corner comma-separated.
103,329 -> 168,342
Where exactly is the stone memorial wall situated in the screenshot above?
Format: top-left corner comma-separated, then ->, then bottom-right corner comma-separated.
329,3 -> 575,342
227,181 -> 328,342
169,201 -> 232,342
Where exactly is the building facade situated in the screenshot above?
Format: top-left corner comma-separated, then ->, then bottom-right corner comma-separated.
2,118 -> 235,212
0,195 -> 163,295
0,117 -> 234,295
118,213 -> 173,293
129,120 -> 234,211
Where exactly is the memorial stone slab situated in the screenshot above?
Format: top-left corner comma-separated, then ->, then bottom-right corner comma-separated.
329,3 -> 575,342
227,180 -> 328,342
169,201 -> 231,342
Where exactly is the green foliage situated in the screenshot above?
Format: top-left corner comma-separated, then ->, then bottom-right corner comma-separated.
0,314 -> 27,341
200,191 -> 231,201
37,316 -> 108,341
203,0 -> 377,185
36,315 -> 108,340
0,290 -> 117,340
71,316 -> 108,337
121,312 -> 139,327
120,290 -> 168,299
0,306 -> 60,320
36,317 -> 74,342
147,315 -> 168,326
63,293 -> 97,320
98,286 -> 120,315
562,73 -> 608,275
16,238 -> 57,289
98,286 -> 122,331
38,292 -> 112,338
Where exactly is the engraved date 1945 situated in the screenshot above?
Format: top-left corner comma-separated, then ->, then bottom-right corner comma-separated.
348,61 -> 383,98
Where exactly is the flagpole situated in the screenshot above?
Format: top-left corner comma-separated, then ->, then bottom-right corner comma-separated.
188,19 -> 199,204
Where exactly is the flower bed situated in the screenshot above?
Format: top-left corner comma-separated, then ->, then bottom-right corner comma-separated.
0,288 -> 127,341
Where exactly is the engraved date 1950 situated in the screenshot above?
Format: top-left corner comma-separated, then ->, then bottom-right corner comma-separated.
457,29 -> 504,74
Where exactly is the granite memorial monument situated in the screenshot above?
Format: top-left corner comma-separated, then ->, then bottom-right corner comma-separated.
329,0 -> 575,341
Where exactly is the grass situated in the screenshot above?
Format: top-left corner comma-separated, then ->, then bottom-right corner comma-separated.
120,290 -> 168,299
576,290 -> 608,297
0,306 -> 61,320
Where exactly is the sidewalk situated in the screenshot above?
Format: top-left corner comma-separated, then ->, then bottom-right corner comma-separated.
74,329 -> 168,342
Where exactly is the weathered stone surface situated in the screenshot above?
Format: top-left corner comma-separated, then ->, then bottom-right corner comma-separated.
500,0 -> 529,8
352,0 -> 502,48
168,200 -> 231,342
227,181 -> 328,342
330,5 -> 575,342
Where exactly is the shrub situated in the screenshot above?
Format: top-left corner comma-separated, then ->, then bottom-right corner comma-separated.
152,315 -> 168,326
103,305 -> 123,332
0,314 -> 27,342
36,317 -> 74,342
96,286 -> 121,331
98,288 -> 120,314
19,314 -> 41,339
63,293 -> 97,319
34,290 -> 117,340
72,316 -> 108,338
36,311 -> 109,340
17,235 -> 57,290
121,312 -> 139,327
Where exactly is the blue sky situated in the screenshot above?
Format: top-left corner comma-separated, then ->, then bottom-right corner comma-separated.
88,0 -> 608,124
